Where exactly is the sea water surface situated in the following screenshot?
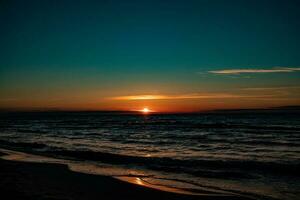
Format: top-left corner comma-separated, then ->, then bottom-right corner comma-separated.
0,111 -> 299,200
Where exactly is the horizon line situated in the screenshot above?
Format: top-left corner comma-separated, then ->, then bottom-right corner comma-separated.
1,105 -> 299,113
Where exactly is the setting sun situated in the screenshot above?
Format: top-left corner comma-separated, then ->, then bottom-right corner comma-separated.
141,107 -> 150,113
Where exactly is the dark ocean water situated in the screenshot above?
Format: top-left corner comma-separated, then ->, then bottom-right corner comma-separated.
0,111 -> 299,199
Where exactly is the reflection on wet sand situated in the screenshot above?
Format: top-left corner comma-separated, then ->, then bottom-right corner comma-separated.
0,148 -> 242,198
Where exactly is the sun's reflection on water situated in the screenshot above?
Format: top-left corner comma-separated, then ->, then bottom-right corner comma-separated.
135,178 -> 144,185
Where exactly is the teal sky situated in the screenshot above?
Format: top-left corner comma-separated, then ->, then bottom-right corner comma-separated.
1,0 -> 300,111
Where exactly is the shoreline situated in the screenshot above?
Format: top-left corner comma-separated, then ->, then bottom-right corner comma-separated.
0,149 -> 253,200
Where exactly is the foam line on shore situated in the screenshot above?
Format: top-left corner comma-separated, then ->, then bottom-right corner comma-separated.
0,148 -> 240,197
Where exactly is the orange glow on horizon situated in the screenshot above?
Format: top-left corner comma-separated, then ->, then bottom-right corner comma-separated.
2,90 -> 299,113
140,107 -> 152,113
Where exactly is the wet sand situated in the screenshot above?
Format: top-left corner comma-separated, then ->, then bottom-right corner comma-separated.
0,152 -> 253,200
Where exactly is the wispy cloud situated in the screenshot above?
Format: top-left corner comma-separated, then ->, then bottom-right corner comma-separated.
209,67 -> 300,74
242,86 -> 300,91
110,93 -> 276,101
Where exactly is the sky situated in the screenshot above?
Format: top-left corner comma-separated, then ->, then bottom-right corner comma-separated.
1,0 -> 300,112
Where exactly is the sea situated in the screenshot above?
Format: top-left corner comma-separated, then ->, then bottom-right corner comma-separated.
0,111 -> 299,200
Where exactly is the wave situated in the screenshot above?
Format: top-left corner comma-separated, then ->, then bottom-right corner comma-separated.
1,139 -> 298,179
50,149 -> 300,176
0,140 -> 300,176
0,139 -> 48,149
3,120 -> 299,132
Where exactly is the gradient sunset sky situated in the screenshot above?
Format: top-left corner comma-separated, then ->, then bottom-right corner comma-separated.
1,0 -> 300,112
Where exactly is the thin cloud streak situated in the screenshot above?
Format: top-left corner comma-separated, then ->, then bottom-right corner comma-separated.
111,93 -> 276,101
242,86 -> 300,91
209,67 -> 300,74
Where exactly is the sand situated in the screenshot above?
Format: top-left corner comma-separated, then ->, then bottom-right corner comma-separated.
0,152 -> 255,200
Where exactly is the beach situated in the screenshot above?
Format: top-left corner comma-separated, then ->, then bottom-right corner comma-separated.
0,150 -> 252,200
1,0 -> 300,199
0,112 -> 299,200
